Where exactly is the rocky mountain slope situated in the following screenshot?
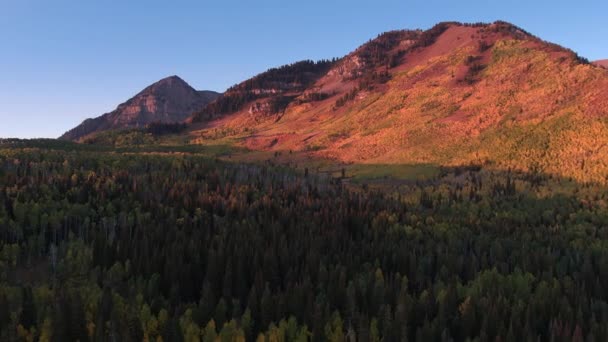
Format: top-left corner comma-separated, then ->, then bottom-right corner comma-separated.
60,76 -> 219,141
188,21 -> 608,183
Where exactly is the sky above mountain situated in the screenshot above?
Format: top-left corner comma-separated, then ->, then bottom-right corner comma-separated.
1,0 -> 606,138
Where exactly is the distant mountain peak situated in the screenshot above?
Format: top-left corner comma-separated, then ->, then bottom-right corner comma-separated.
162,74 -> 184,81
594,60 -> 608,68
134,75 -> 196,96
151,75 -> 191,87
60,76 -> 220,141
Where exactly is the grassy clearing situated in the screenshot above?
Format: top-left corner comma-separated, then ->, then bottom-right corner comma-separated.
348,163 -> 440,182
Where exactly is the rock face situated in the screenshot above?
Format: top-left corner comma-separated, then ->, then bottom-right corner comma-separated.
60,76 -> 220,141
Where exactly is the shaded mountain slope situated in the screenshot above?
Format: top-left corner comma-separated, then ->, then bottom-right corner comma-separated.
189,59 -> 335,123
60,76 -> 219,141
189,21 -> 608,183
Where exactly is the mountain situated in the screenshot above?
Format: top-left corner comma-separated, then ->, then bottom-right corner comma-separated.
188,21 -> 608,183
60,76 -> 220,141
594,59 -> 608,68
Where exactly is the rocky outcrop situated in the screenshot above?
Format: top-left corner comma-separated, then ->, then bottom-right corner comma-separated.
248,101 -> 272,115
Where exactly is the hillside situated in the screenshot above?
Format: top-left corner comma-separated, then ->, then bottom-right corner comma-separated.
188,21 -> 608,183
60,76 -> 220,141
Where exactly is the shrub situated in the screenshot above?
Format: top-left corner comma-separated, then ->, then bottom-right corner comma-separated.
333,89 -> 358,109
478,40 -> 493,53
146,122 -> 187,135
412,22 -> 454,49
462,63 -> 486,85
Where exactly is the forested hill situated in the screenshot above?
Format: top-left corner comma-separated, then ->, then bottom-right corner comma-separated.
2,142 -> 608,340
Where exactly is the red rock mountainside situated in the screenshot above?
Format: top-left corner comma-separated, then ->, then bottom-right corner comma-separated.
188,21 -> 608,183
60,76 -> 219,141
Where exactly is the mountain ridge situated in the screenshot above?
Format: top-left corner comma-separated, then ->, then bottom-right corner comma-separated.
63,21 -> 608,183
186,21 -> 608,183
60,75 -> 220,141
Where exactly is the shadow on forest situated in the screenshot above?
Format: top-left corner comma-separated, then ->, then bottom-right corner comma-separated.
2,139 -> 608,341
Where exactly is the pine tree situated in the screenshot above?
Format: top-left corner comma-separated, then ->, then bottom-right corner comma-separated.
0,293 -> 10,331
19,287 -> 36,330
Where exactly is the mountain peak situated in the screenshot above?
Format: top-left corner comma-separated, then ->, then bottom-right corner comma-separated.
155,75 -> 189,86
137,75 -> 196,96
60,76 -> 220,141
162,74 -> 183,81
594,60 -> 608,68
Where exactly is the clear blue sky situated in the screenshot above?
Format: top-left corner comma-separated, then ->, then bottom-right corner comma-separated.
1,0 -> 606,138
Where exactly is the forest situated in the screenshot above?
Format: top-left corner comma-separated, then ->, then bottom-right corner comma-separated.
2,140 -> 608,341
